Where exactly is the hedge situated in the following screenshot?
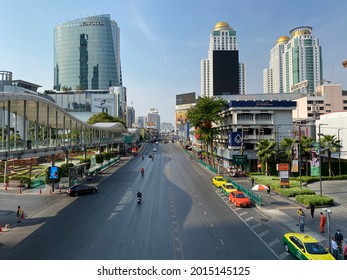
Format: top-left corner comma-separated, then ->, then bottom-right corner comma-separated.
295,194 -> 334,207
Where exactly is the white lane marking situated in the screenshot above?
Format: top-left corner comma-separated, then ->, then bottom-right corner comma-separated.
259,230 -> 270,237
268,239 -> 280,247
215,190 -> 281,260
244,216 -> 254,222
252,223 -> 261,229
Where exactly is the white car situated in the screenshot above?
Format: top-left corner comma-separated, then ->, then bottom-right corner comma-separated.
153,148 -> 157,152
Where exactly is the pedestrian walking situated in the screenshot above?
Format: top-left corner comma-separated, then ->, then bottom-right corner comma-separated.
16,205 -> 23,223
296,208 -> 303,226
332,236 -> 339,260
334,229 -> 344,249
319,212 -> 326,233
251,178 -> 254,186
266,184 -> 271,196
343,241 -> 347,260
307,203 -> 315,220
299,212 -> 306,233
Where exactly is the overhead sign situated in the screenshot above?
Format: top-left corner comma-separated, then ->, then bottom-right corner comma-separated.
232,155 -> 248,165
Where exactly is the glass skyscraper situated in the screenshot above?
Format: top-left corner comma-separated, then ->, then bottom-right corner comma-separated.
54,14 -> 122,91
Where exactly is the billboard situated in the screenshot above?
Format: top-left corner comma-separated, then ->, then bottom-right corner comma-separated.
213,50 -> 239,95
176,92 -> 196,105
176,110 -> 188,125
49,166 -> 59,180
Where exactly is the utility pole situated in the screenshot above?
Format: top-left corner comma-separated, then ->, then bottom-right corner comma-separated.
319,123 -> 327,197
298,123 -> 302,189
338,128 -> 342,176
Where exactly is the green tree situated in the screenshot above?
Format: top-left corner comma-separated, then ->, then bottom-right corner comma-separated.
300,135 -> 315,176
256,139 -> 276,175
278,137 -> 295,163
187,97 -> 227,165
320,134 -> 342,176
87,112 -> 127,128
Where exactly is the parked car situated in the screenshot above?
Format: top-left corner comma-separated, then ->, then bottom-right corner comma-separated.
221,182 -> 238,196
212,175 -> 227,188
229,191 -> 251,207
283,233 -> 335,260
67,184 -> 98,196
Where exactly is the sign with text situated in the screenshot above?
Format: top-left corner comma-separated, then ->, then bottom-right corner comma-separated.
232,155 -> 248,165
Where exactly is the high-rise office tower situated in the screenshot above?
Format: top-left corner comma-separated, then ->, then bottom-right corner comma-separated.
147,108 -> 160,130
126,106 -> 135,128
54,14 -> 122,91
201,22 -> 246,97
263,36 -> 289,93
264,26 -> 322,94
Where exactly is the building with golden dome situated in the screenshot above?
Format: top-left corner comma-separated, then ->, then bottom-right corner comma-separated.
264,26 -> 323,95
201,22 -> 246,97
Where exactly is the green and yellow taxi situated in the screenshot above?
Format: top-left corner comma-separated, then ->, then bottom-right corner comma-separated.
221,182 -> 238,196
212,175 -> 227,188
283,233 -> 335,260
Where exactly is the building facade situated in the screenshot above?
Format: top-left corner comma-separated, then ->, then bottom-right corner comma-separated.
126,106 -> 135,128
54,14 -> 122,91
264,26 -> 323,94
293,83 -> 347,121
147,108 -> 160,130
214,94 -> 298,171
201,22 -> 246,97
263,36 -> 289,93
175,92 -> 196,141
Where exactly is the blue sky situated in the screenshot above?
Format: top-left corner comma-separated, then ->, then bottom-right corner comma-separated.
1,0 -> 347,123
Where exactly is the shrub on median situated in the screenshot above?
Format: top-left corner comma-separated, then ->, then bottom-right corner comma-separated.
278,187 -> 315,197
295,194 -> 334,206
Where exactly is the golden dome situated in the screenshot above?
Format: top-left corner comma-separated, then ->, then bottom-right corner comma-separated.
275,35 -> 290,45
213,21 -> 233,31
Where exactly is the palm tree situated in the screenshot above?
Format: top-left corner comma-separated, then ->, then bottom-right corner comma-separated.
278,137 -> 295,163
256,139 -> 276,175
300,135 -> 315,176
320,134 -> 342,176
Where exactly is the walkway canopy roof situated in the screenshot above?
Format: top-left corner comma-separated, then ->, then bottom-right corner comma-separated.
0,92 -> 127,135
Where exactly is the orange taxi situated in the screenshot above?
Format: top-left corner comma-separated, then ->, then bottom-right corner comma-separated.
229,191 -> 251,207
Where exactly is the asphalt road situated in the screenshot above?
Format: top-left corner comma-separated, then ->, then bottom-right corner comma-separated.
0,143 -> 296,260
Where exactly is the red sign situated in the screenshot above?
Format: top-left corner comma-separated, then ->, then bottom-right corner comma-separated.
277,163 -> 289,171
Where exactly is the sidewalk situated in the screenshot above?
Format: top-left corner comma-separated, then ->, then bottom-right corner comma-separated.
0,156 -> 132,195
230,175 -> 347,259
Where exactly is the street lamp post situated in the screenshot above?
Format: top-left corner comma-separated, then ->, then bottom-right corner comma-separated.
338,129 -> 342,176
319,124 -> 327,197
324,208 -> 332,254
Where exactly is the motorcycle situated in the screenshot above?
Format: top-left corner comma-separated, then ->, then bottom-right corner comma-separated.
137,192 -> 142,204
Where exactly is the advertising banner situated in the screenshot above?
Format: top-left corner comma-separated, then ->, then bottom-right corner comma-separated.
310,143 -> 320,177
